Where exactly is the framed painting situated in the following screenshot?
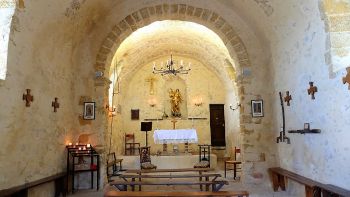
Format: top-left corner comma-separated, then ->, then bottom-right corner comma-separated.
131,109 -> 139,120
83,102 -> 95,120
251,100 -> 263,117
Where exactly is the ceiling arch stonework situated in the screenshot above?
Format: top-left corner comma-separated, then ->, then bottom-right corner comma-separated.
111,21 -> 237,88
94,3 -> 251,85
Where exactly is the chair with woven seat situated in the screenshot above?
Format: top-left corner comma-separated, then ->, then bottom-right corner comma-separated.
224,146 -> 242,179
139,146 -> 157,170
124,133 -> 140,155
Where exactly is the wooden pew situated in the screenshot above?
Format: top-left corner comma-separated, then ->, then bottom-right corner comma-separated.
105,191 -> 250,197
126,168 -> 214,191
110,180 -> 229,192
118,173 -> 222,191
0,172 -> 66,197
125,168 -> 214,174
269,167 -> 350,197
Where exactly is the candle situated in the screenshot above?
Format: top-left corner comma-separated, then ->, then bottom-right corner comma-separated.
78,147 -> 82,151
87,144 -> 91,148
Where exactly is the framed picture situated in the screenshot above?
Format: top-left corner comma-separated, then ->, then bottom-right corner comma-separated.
83,102 -> 95,120
304,123 -> 310,130
251,100 -> 264,117
131,109 -> 139,120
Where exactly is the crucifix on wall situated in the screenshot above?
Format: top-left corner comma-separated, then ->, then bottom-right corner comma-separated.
145,77 -> 157,95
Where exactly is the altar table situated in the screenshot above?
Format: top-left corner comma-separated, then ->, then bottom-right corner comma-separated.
153,129 -> 198,144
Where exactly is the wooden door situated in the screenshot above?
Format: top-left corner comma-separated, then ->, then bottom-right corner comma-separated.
209,104 -> 226,147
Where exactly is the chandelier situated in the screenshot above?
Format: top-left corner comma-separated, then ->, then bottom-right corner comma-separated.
152,55 -> 191,76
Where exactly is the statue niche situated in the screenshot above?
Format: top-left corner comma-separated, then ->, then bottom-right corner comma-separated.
169,88 -> 182,117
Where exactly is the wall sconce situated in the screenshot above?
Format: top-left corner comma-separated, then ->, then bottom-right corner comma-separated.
148,97 -> 157,107
230,103 -> 241,111
106,104 -> 116,116
193,97 -> 203,107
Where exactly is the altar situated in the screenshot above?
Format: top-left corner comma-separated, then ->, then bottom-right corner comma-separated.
153,129 -> 198,144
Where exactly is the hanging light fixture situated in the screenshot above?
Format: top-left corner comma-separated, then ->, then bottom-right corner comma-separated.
152,55 -> 191,76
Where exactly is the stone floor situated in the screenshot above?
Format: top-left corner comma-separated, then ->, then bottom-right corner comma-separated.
68,160 -> 300,197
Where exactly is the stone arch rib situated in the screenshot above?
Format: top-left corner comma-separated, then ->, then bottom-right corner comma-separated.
94,4 -> 251,83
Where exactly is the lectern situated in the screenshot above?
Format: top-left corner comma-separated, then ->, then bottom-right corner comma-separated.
141,122 -> 152,147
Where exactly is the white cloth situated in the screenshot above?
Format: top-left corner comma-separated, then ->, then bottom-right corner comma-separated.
153,129 -> 198,144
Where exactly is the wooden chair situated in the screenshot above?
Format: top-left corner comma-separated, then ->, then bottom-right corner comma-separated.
139,147 -> 157,170
124,133 -> 140,155
107,152 -> 123,182
224,147 -> 242,179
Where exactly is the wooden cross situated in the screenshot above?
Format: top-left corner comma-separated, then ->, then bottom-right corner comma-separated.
52,97 -> 60,112
307,82 -> 318,100
22,89 -> 33,107
284,91 -> 292,106
171,119 -> 177,129
145,77 -> 157,95
342,67 -> 350,90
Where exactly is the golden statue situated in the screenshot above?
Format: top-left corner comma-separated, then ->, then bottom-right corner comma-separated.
169,88 -> 182,117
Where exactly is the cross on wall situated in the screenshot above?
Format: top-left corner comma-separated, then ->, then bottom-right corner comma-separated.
52,97 -> 60,112
23,89 -> 34,107
307,82 -> 318,100
284,91 -> 292,106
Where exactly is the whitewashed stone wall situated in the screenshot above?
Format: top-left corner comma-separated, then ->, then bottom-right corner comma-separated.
268,0 -> 350,192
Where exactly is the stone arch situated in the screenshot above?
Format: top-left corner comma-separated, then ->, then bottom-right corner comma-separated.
94,4 -> 251,81
320,0 -> 350,77
95,4 -> 256,177
0,0 -> 16,80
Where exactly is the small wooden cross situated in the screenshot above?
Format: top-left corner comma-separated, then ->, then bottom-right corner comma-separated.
22,89 -> 33,107
342,67 -> 350,90
284,91 -> 292,106
145,77 -> 157,95
307,82 -> 318,100
171,119 -> 177,129
52,97 -> 60,112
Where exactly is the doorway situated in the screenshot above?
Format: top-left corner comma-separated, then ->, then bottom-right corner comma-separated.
209,104 -> 226,147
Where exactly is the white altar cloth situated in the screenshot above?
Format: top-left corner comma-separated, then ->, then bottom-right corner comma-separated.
153,129 -> 198,144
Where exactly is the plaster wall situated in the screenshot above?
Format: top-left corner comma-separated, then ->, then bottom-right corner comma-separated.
4,0 -> 349,195
0,0 -> 98,193
268,0 -> 350,192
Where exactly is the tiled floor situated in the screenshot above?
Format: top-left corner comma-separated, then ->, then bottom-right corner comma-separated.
68,160 -> 297,197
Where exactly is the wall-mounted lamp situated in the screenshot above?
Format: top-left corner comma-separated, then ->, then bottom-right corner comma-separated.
193,97 -> 203,107
106,104 -> 116,116
148,96 -> 157,107
229,103 -> 241,111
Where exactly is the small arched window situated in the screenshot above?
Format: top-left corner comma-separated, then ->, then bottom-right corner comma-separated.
0,0 -> 16,80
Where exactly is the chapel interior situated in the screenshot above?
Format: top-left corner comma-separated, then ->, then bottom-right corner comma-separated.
1,0 -> 350,197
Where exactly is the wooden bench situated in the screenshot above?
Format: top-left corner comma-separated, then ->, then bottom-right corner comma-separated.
0,172 -> 66,197
110,180 -> 229,192
125,168 -> 214,174
269,167 -> 350,197
105,191 -> 250,197
125,168 -> 214,191
120,173 -> 222,191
